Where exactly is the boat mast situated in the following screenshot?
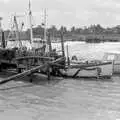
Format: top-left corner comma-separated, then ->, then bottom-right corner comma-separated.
29,0 -> 33,44
43,9 -> 50,53
44,9 -> 47,44
14,15 -> 22,48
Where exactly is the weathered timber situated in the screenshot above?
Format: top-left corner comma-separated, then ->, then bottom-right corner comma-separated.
0,57 -> 65,85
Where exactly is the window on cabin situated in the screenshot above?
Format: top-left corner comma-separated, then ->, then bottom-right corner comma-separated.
107,55 -> 115,60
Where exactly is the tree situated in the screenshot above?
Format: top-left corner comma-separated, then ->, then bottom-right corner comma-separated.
70,26 -> 76,33
59,26 -> 67,34
48,25 -> 58,37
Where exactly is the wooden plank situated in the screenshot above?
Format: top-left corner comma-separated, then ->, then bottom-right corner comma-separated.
15,56 -> 54,61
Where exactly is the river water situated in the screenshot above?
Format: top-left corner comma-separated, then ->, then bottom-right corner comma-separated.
0,41 -> 120,120
53,41 -> 120,60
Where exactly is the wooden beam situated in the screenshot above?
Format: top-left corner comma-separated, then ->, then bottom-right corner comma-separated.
15,56 -> 54,61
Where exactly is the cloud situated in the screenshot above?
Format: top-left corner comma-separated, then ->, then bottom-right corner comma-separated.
1,0 -> 120,29
0,0 -> 10,3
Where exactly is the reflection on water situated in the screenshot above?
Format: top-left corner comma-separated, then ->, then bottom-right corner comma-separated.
1,41 -> 120,120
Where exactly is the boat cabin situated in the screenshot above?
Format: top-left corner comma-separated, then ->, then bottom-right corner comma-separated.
103,51 -> 120,73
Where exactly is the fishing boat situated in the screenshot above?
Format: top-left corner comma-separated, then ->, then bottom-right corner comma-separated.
0,0 -> 64,74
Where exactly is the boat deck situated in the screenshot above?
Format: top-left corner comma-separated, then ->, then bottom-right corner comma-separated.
0,73 -> 120,119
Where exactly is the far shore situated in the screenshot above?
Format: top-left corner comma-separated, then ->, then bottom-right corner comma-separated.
2,33 -> 120,43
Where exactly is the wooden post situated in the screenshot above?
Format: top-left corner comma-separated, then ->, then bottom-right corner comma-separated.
1,31 -> 6,48
112,60 -> 114,74
66,44 -> 70,66
61,32 -> 65,57
47,64 -> 50,81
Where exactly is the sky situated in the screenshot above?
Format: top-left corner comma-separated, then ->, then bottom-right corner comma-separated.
0,0 -> 120,30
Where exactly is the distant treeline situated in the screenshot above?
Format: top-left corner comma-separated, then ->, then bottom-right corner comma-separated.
3,24 -> 120,41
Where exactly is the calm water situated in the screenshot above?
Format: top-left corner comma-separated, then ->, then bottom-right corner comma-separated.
1,41 -> 120,120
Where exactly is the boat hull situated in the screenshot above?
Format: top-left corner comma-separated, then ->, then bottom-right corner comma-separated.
62,63 -> 113,78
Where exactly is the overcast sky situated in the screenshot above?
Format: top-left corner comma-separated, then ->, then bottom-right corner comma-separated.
0,0 -> 120,30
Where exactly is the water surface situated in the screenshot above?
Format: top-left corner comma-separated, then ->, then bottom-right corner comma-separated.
1,41 -> 120,120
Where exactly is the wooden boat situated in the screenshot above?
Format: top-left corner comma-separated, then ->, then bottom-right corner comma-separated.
61,60 -> 113,78
0,3 -> 53,74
